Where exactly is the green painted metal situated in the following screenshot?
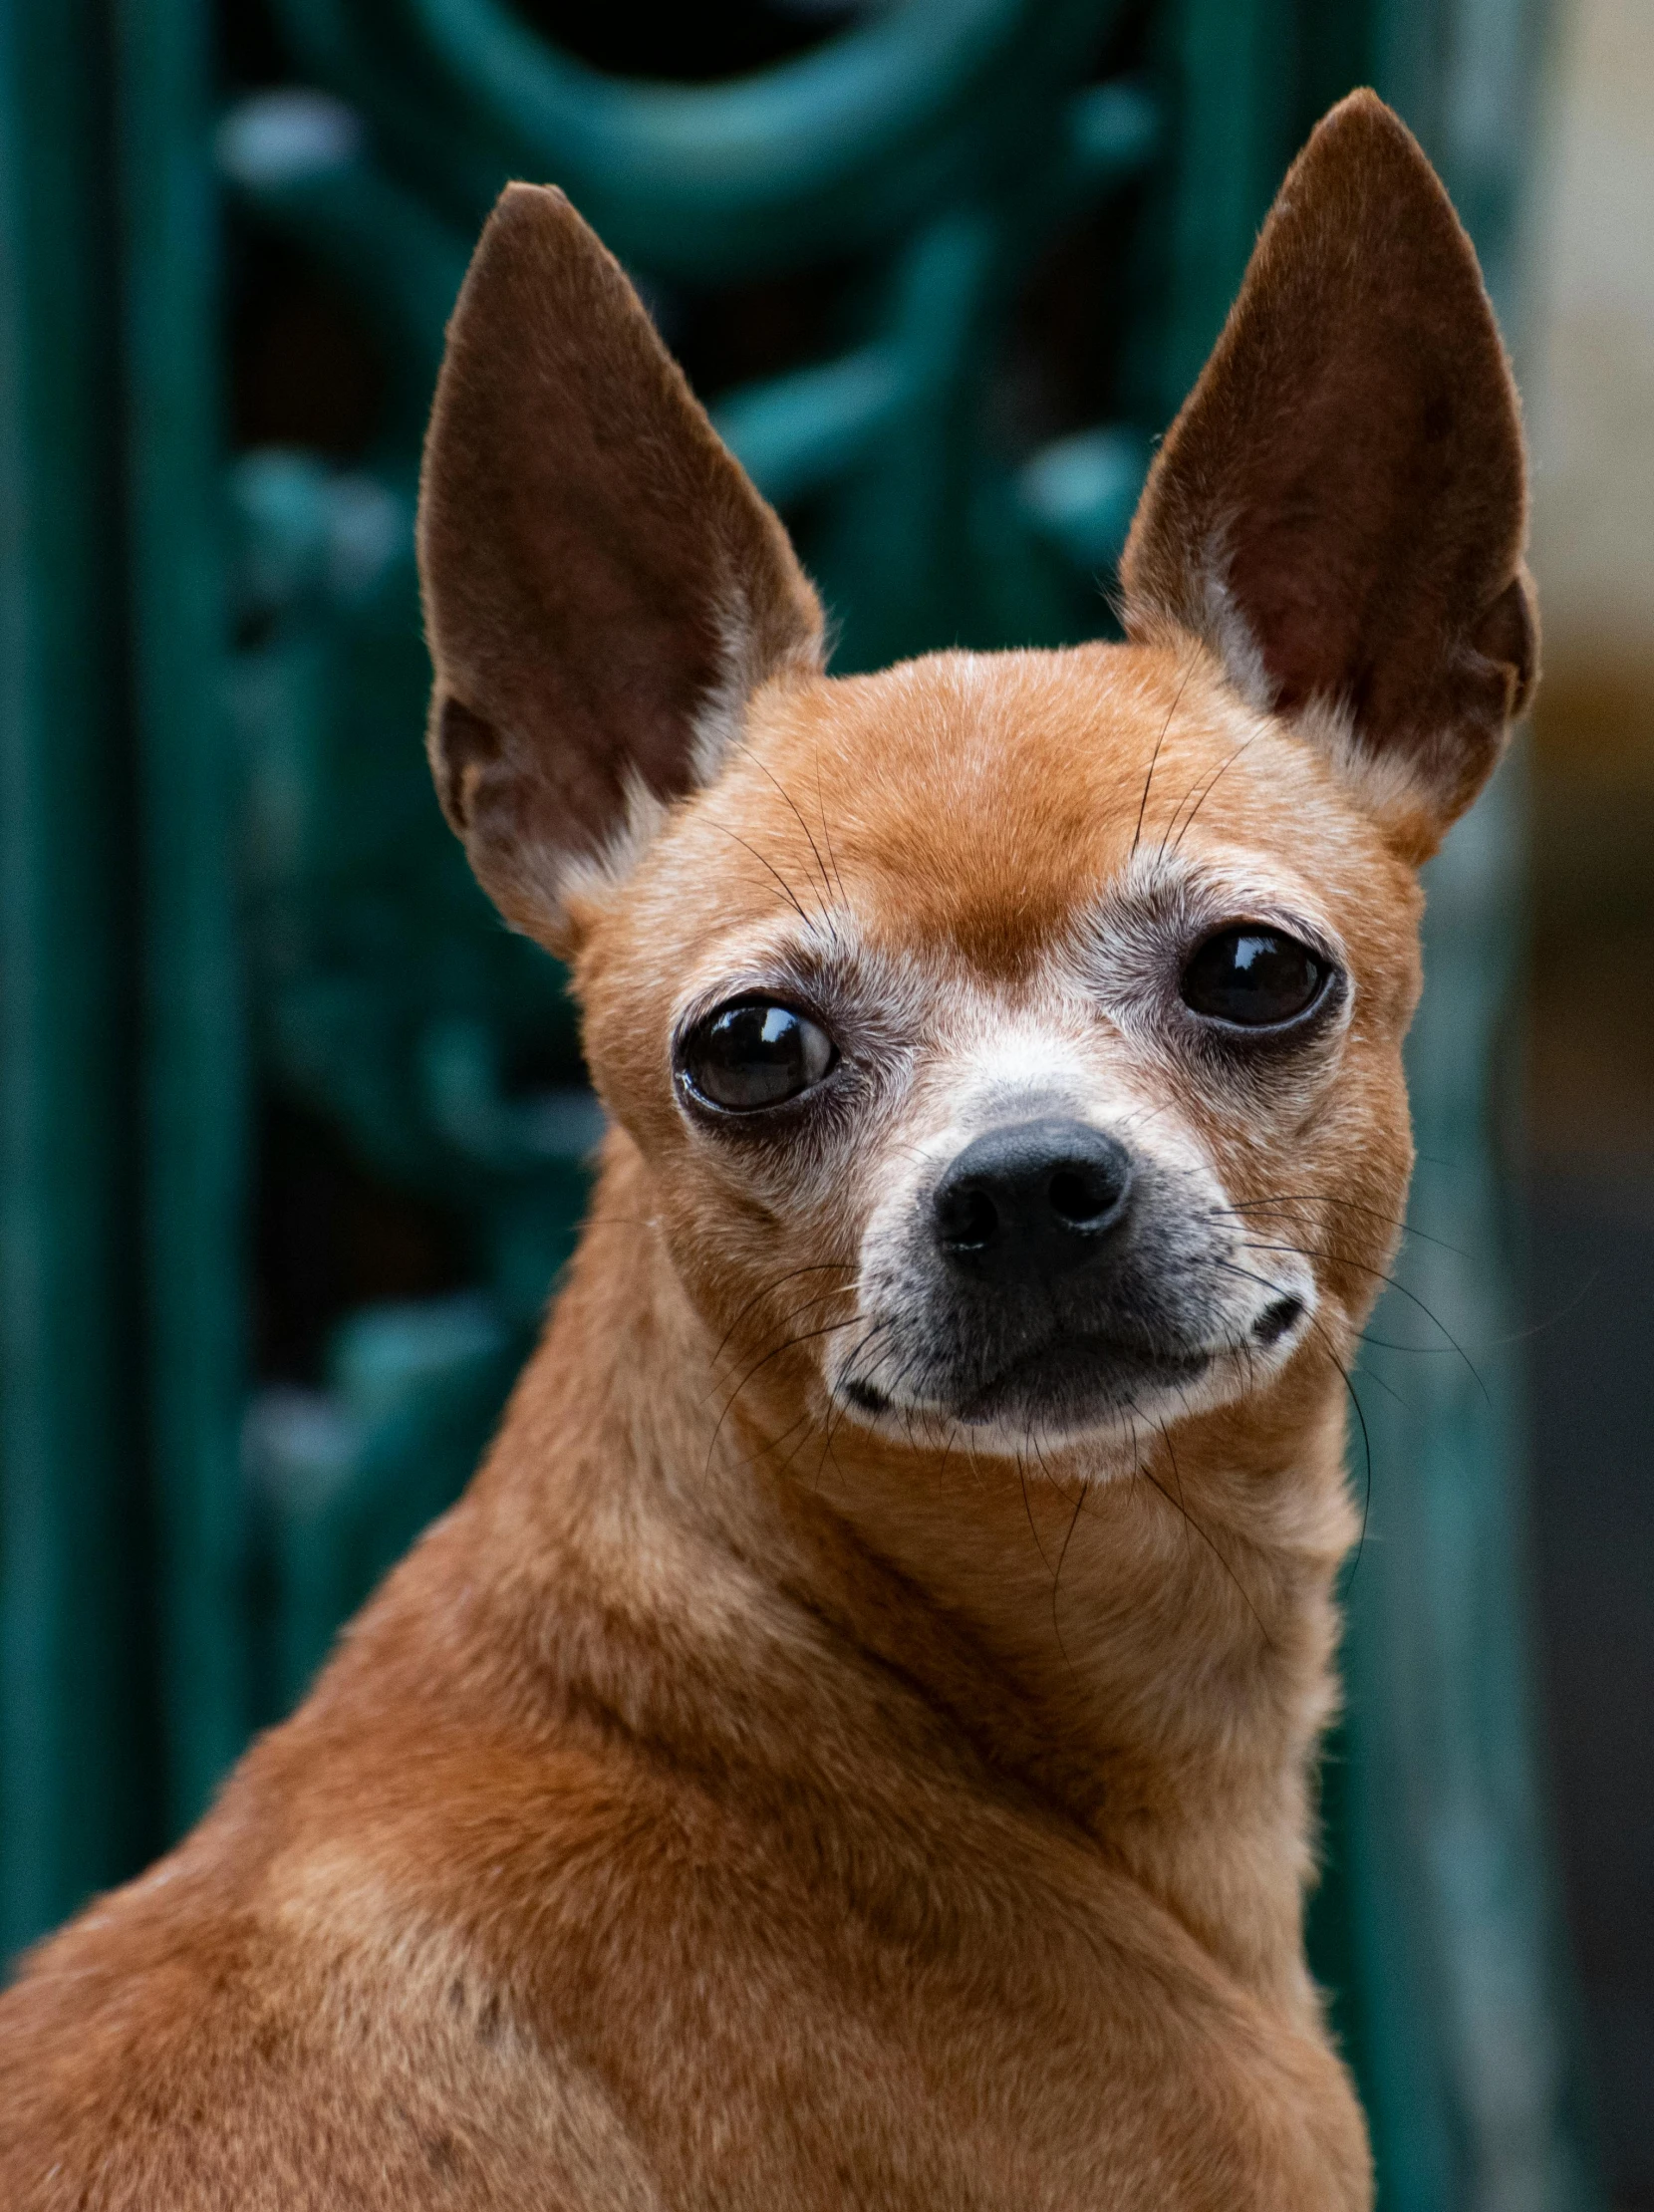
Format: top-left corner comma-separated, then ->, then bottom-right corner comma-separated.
1149,0 -> 1300,418
394,0 -> 1125,278
0,0 -> 1605,2202
0,0 -> 157,1955
215,91 -> 469,447
113,0 -> 251,1837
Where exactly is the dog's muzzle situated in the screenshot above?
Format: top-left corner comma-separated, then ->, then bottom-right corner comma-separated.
838,1115 -> 1304,1439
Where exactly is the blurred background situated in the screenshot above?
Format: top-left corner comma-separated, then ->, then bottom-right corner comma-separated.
1525,1 -> 1654,2198
0,1 -> 1646,2205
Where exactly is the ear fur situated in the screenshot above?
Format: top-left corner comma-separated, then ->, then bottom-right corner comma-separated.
1120,91 -> 1536,860
417,184 -> 824,947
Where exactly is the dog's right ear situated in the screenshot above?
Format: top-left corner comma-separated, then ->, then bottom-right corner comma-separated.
417,185 -> 824,951
1120,92 -> 1535,862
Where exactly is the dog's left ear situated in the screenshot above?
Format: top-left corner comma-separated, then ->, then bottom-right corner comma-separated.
418,184 -> 825,951
1120,90 -> 1535,861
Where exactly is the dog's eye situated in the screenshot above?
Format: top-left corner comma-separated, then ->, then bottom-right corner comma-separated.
1180,927 -> 1329,1028
680,1001 -> 837,1112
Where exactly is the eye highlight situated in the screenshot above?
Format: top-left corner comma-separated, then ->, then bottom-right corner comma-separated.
1179,926 -> 1330,1029
679,1001 -> 837,1113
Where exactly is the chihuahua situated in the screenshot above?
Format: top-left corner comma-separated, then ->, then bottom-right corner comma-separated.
0,91 -> 1533,2210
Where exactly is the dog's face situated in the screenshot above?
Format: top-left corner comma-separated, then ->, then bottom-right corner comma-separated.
417,94 -> 1533,1471
580,647 -> 1420,1460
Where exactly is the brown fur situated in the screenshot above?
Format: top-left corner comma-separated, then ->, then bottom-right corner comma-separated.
0,94 -> 1529,2208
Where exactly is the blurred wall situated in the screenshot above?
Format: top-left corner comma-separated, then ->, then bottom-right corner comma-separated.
1522,1 -> 1654,2201
1529,0 -> 1654,705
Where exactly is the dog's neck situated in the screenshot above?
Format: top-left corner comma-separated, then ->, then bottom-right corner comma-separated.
468,1137 -> 1354,2028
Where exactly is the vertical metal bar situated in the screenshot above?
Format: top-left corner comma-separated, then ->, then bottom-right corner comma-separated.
1152,0 -> 1300,424
111,0 -> 249,1830
0,0 -> 157,1950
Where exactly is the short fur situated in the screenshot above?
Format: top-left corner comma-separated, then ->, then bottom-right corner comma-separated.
0,93 -> 1531,2209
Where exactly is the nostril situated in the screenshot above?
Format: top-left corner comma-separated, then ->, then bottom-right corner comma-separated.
937,1183 -> 999,1252
1047,1164 -> 1123,1230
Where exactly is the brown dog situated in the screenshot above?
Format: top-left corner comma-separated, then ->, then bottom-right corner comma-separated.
0,91 -> 1532,2209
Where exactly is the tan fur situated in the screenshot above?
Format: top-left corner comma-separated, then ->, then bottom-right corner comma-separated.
0,93 -> 1530,2209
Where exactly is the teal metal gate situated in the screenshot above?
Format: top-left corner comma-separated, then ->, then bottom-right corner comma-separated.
0,2 -> 1601,2203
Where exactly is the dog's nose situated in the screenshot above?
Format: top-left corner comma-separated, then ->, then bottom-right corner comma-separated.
933,1119 -> 1134,1284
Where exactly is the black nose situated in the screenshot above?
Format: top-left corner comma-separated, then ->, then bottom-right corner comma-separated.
932,1119 -> 1134,1285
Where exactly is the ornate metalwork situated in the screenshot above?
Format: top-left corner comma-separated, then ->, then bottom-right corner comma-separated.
0,1 -> 1601,2202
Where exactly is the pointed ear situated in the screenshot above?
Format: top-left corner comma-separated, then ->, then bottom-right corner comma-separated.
1119,91 -> 1536,861
417,184 -> 824,948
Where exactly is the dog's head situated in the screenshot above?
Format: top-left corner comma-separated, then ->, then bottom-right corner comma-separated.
417,93 -> 1532,1468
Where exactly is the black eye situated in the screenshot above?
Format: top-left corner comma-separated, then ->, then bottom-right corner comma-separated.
1180,926 -> 1330,1028
680,1001 -> 837,1112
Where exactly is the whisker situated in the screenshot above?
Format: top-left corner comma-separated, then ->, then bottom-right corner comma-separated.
701,1281 -> 860,1405
703,1311 -> 872,1475
811,740 -> 850,909
708,1258 -> 858,1366
1031,1431 -> 1086,1678
713,823 -> 818,932
1132,657 -> 1195,861
1135,1437 -> 1274,1650
1193,1250 -> 1376,1581
1212,1193 -> 1471,1260
1166,729 -> 1264,857
730,1405 -> 818,1477
1337,1347 -> 1375,1585
1014,1449 -> 1057,1581
735,742 -> 840,922
824,1314 -> 903,1418
1201,1253 -> 1410,1406
1236,1239 -> 1490,1403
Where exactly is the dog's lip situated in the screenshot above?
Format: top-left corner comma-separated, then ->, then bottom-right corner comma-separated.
951,1330 -> 1212,1425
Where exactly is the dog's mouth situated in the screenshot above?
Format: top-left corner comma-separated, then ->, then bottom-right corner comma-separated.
951,1331 -> 1212,1428
843,1329 -> 1214,1432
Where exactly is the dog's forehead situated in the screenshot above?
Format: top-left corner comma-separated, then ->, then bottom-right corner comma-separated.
715,641 -> 1367,976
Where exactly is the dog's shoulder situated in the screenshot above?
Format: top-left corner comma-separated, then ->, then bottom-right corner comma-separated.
0,1756 -> 666,2212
